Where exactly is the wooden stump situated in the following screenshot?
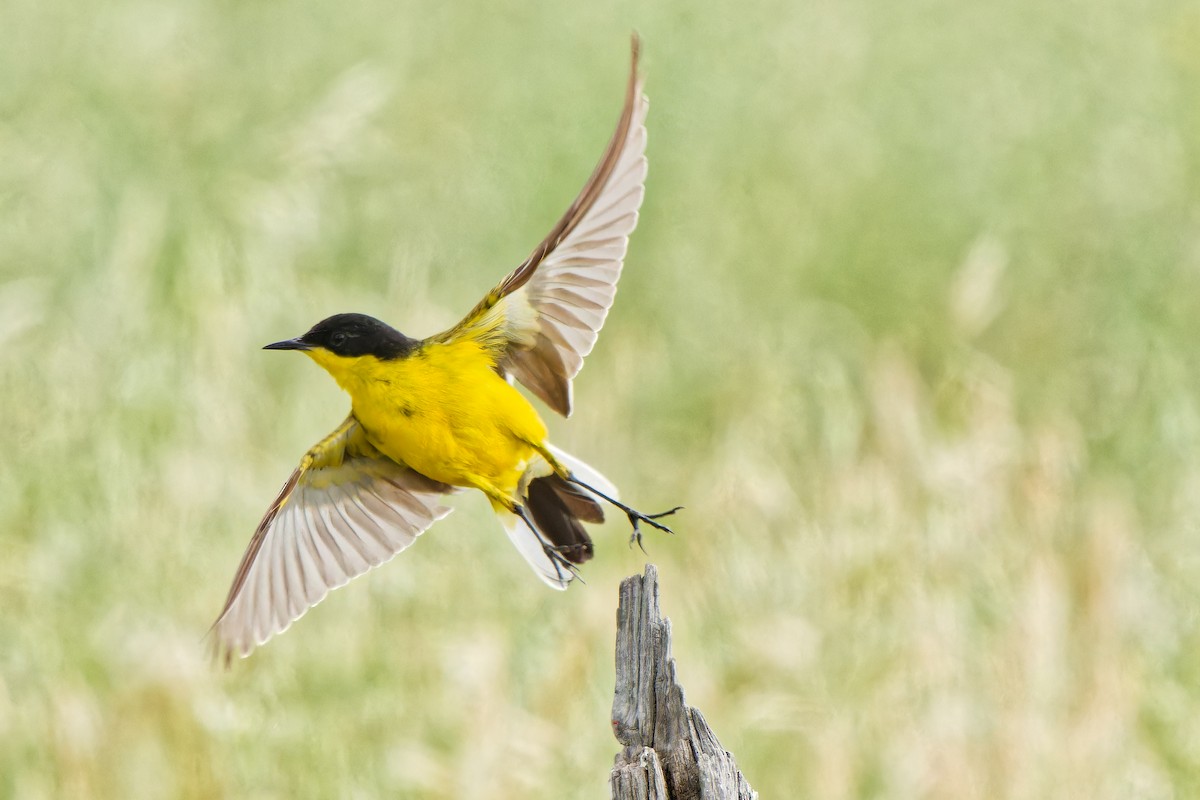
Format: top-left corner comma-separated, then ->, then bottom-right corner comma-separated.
610,565 -> 757,800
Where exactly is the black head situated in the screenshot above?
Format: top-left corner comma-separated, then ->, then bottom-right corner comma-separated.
264,313 -> 417,360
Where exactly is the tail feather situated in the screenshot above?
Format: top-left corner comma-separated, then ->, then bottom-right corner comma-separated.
498,511 -> 572,590
527,474 -> 597,563
497,448 -> 616,589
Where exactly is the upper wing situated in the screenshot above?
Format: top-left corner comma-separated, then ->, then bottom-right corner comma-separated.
429,35 -> 649,416
211,416 -> 456,661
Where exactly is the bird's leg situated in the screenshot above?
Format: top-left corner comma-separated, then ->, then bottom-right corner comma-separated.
513,505 -> 584,584
468,475 -> 581,584
565,475 -> 683,552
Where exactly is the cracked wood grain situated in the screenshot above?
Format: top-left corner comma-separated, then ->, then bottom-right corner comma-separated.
609,565 -> 757,800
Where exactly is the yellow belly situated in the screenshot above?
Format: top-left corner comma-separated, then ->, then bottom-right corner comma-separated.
321,340 -> 548,494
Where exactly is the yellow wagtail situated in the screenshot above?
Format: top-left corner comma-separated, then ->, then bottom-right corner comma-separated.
212,37 -> 678,659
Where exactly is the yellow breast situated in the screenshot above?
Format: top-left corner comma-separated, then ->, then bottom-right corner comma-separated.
306,339 -> 547,492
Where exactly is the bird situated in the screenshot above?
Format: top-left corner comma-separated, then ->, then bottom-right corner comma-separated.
211,36 -> 678,660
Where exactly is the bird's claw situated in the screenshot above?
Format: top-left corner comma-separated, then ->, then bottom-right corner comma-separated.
625,506 -> 683,552
542,543 -> 585,584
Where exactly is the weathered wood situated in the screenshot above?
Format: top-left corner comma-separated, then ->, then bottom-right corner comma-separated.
610,565 -> 757,800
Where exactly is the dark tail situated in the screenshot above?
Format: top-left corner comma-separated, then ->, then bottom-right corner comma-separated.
526,474 -> 603,564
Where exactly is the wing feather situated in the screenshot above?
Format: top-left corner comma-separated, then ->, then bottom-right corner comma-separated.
429,35 -> 649,416
295,524 -> 326,604
211,415 -> 455,660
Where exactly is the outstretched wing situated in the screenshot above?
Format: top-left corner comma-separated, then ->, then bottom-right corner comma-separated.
430,35 -> 649,416
211,416 -> 456,661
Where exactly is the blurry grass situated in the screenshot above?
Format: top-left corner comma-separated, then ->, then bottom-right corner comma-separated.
3,0 -> 1200,797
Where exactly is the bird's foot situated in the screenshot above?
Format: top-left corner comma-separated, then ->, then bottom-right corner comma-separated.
542,543 -> 585,583
515,504 -> 584,584
625,506 -> 683,552
563,474 -> 683,554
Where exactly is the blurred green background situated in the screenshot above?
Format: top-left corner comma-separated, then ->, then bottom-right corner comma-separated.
3,0 -> 1200,797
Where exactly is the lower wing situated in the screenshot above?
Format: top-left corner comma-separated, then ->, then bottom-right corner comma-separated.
211,415 -> 457,661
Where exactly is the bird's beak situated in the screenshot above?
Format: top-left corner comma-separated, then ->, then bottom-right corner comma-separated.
263,338 -> 311,351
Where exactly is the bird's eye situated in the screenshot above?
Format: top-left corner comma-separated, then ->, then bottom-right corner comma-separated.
330,331 -> 348,348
